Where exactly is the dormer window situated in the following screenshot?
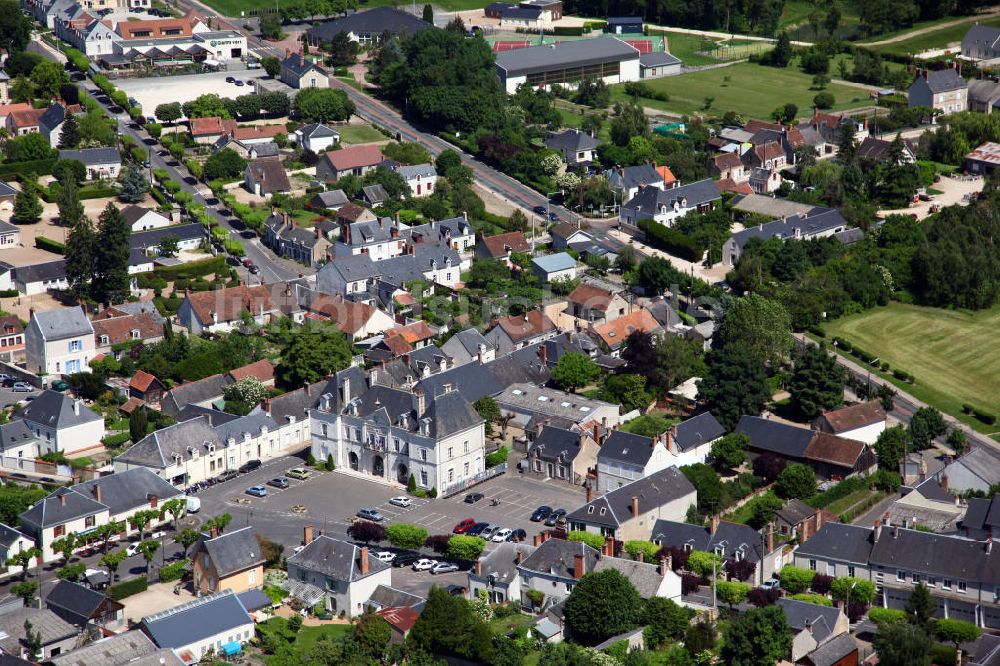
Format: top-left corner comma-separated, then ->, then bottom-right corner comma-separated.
99,335 -> 109,345
131,329 -> 140,339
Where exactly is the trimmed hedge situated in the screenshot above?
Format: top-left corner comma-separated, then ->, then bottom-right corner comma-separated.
103,432 -> 131,447
35,237 -> 65,254
0,159 -> 57,178
974,408 -> 997,425
638,218 -> 703,261
0,290 -> 17,298
159,561 -> 187,582
109,576 -> 148,600
152,256 -> 225,280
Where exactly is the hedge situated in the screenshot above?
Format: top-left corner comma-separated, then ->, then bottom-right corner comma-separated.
638,218 -> 703,261
485,446 -> 508,468
0,290 -> 17,298
974,408 -> 997,425
0,158 -> 57,178
551,26 -> 585,35
152,256 -> 225,280
35,237 -> 65,254
159,561 -> 187,582
103,432 -> 131,447
109,576 -> 148,600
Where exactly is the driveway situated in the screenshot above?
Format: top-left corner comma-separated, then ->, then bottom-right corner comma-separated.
879,174 -> 984,220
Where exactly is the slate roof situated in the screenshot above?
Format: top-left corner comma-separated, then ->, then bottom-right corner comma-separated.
362,183 -> 389,204
398,163 -> 436,180
367,585 -> 425,609
192,526 -> 264,577
0,607 -> 78,654
18,391 -> 102,431
948,447 -> 1000,490
592,556 -> 667,598
0,182 -> 17,199
414,342 -> 549,404
130,223 -> 205,251
74,468 -> 181,515
814,401 -> 886,434
871,525 -> 1000,583
528,425 -> 585,463
312,189 -> 349,210
45,579 -> 121,626
916,68 -> 967,93
0,523 -> 28,549
774,498 -> 814,526
14,259 -> 67,285
446,328 -> 494,358
246,157 -> 291,194
672,412 -> 725,451
639,51 -> 681,68
0,420 -> 37,454
116,416 -> 221,468
19,486 -> 106,529
544,129 -> 600,154
794,523 -> 874,565
30,307 -> 92,341
624,178 -> 721,217
236,588 -> 272,613
57,147 -> 120,166
728,208 -> 847,251
518,538 -> 599,579
298,123 -> 339,140
603,163 -> 662,193
287,535 -> 390,581
651,519 -> 764,562
281,52 -> 324,78
46,630 -> 158,666
140,591 -> 252,649
307,7 -> 431,41
735,415 -> 814,458
806,632 -> 858,666
599,430 -> 655,466
567,466 -> 696,528
496,36 -> 639,77
776,598 -> 842,645
470,542 -> 537,588
161,374 -> 232,413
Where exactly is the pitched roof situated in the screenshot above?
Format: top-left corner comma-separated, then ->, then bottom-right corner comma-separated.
776,598 -> 842,645
311,189 -> 349,209
774,498 -> 815,525
306,6 -> 431,41
566,466 -> 696,528
916,68 -> 967,93
367,584 -> 426,609
17,390 -> 102,430
518,538 -> 599,578
567,283 -> 617,310
599,430 -> 655,466
715,178 -> 754,195
183,284 -> 282,325
130,223 -> 205,251
58,147 -> 120,165
0,607 -> 78,654
672,411 -> 725,451
528,425 -> 585,463
246,157 -> 291,194
805,632 -> 858,666
321,144 -> 385,172
189,116 -> 235,137
794,523 -> 874,564
814,401 -> 886,434
140,591 -> 252,649
591,309 -> 660,348
73,467 -> 182,515
802,431 -> 868,469
603,163 -> 662,192
651,519 -> 764,563
728,208 -> 848,251
228,359 -> 275,383
19,486 -> 107,529
623,178 -> 721,215
869,525 -> 1000,584
495,36 -> 639,77
46,630 -> 158,666
93,312 -> 163,346
494,310 -> 556,343
470,542 -> 536,587
30,306 -> 92,340
591,556 -> 668,598
45,579 -> 121,626
544,129 -> 601,153
298,123 -> 339,139
161,374 -> 232,413
532,252 -> 577,273
192,526 -> 264,577
307,293 -> 382,335
481,231 -> 530,258
287,535 -> 390,581
377,606 -> 420,632
640,51 -> 681,68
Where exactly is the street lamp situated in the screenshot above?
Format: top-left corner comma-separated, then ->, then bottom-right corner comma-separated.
845,581 -> 856,625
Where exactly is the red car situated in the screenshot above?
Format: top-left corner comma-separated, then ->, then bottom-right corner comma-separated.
453,518 -> 476,534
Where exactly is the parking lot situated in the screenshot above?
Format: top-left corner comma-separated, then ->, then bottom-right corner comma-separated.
115,68 -> 271,115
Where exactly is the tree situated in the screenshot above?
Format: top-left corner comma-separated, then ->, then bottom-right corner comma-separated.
347,520 -> 386,544
129,407 -> 148,443
155,102 -> 183,126
57,176 -> 85,228
610,100 -> 649,146
686,621 -> 716,656
386,523 -> 428,551
473,396 -> 499,434
765,32 -> 792,67
905,581 -> 936,629
563,569 -> 642,645
7,547 -> 40,579
718,294 -> 794,367
776,463 -> 817,500
326,31 -> 360,67
875,425 -> 910,471
715,580 -> 750,610
422,3 -> 433,22
137,539 -> 160,574
353,610 -> 392,661
720,605 -> 791,666
277,322 -> 353,387
0,0 -> 32,53
55,562 -> 86,581
174,529 -> 201,549
93,203 -> 131,304
58,114 -> 80,149
51,533 -> 77,562
947,428 -> 967,454
100,549 -> 127,582
158,236 -> 179,258
64,213 -> 94,298
30,60 -> 68,99
551,352 -> 600,392
788,344 -> 846,418
259,12 -> 282,39
204,149 -> 247,181
204,513 -> 232,534
873,622 -> 933,666
408,586 -> 493,662
771,103 -> 798,124
681,465 -> 724,516
710,433 -> 749,470
778,565 -> 816,594
830,577 -> 876,604
128,509 -> 160,540
294,88 -> 355,122
23,619 -> 41,660
642,597 -> 689,649
934,618 -> 979,650
95,521 -> 125,553
261,56 -> 281,78
160,498 -> 186,530
119,165 -> 149,204
224,377 -> 268,408
446,534 -> 486,560
908,407 -> 946,449
697,345 -> 771,430
603,373 -> 652,413
13,179 -> 42,224
11,581 -> 37,606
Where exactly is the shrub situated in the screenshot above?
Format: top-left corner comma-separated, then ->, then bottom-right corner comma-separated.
159,561 -> 187,582
108,576 -> 148,600
748,587 -> 781,606
485,446 -> 508,468
35,236 -> 65,254
681,574 -> 706,595
567,530 -> 605,551
813,92 -> 835,109
686,550 -> 722,577
624,540 -> 661,562
810,573 -> 833,595
779,565 -> 815,594
638,218 -> 703,261
868,607 -> 907,625
788,593 -> 832,606
974,408 -> 997,425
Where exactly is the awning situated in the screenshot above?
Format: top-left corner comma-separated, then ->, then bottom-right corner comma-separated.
221,642 -> 241,656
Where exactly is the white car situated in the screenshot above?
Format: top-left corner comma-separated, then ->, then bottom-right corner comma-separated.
413,558 -> 437,571
374,551 -> 395,563
149,531 -> 167,540
491,528 -> 513,543
125,542 -> 141,557
431,562 -> 460,574
389,496 -> 412,508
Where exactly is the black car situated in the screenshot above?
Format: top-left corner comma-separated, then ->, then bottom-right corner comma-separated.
548,212 -> 560,222
506,528 -> 527,542
533,205 -> 546,216
544,508 -> 567,527
466,522 -> 490,537
238,459 -> 262,474
530,505 -> 552,522
393,552 -> 420,567
205,197 -> 219,206
464,492 -> 484,504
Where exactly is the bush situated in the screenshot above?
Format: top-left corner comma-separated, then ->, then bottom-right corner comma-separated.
931,644 -> 957,666
681,574 -> 706,594
813,92 -> 835,109
686,550 -> 722,577
567,530 -> 605,551
974,408 -> 997,425
159,561 -> 187,582
868,607 -> 907,625
810,573 -> 833,595
108,576 -> 148,600
35,236 -> 65,254
103,432 -> 131,447
788,593 -> 832,606
624,540 -> 661,562
485,446 -> 508,468
638,218 -> 703,261
779,565 -> 815,594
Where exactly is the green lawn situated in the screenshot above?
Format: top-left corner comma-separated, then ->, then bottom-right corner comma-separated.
611,61 -> 868,119
337,125 -> 385,144
824,302 -> 1000,433
872,16 -> 1000,56
296,624 -> 352,651
778,0 -> 816,29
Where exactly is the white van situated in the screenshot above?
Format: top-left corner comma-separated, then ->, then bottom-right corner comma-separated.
186,497 -> 201,513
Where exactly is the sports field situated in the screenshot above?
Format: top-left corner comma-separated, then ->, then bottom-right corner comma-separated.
870,16 -> 1000,56
611,60 -> 868,119
824,302 -> 1000,420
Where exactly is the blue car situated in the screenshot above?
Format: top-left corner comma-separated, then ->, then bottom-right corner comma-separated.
246,485 -> 267,497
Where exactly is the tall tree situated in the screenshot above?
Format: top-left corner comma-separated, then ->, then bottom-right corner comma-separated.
905,581 -> 936,629
563,569 -> 642,645
119,165 -> 149,204
408,586 -> 493,662
697,344 -> 771,430
57,179 -> 85,227
788,344 -> 847,418
277,322 -> 353,387
874,621 -> 932,666
13,179 -> 42,224
765,32 -> 792,67
129,407 -> 148,443
717,293 -> 794,367
908,407 -> 946,449
93,203 -> 131,304
64,213 -> 95,298
261,56 -> 281,78
551,352 -> 600,392
720,605 -> 791,666
57,114 -> 80,149
0,0 -> 32,53
875,425 -> 910,471
422,3 -> 433,22
710,433 -> 750,470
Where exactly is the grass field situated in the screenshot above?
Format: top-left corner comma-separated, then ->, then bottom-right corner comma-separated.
201,0 -> 486,15
824,302 -> 1000,428
871,16 -> 1000,56
611,60 -> 869,119
337,125 -> 385,144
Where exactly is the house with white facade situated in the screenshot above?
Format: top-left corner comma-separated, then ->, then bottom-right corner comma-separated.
620,178 -> 721,227
812,401 -> 886,445
397,163 -> 437,197
140,591 -> 254,660
0,523 -> 36,578
122,206 -> 172,232
25,306 -> 95,376
294,123 -> 339,152
286,535 -> 392,617
16,390 -> 105,457
309,370 -> 486,494
468,542 -> 537,604
485,311 -> 558,356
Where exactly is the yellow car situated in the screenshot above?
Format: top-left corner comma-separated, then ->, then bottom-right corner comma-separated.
286,468 -> 311,480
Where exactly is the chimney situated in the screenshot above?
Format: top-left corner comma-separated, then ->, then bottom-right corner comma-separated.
815,510 -> 824,534
260,397 -> 271,413
659,556 -> 669,576
988,536 -> 993,555
874,519 -> 882,542
710,514 -> 720,536
92,483 -> 101,504
304,524 -> 314,545
534,534 -> 542,546
884,511 -> 891,526
593,422 -> 599,444
210,526 -> 218,539
573,553 -> 585,579
413,388 -> 425,416
637,550 -> 644,563
539,344 -> 548,366
632,496 -> 639,517
586,483 -> 593,503
666,427 -> 675,454
941,473 -> 949,491
516,549 -> 525,564
801,516 -> 811,542
73,400 -> 81,416
603,536 -> 614,557
58,492 -> 66,506
359,546 -> 369,575
475,559 -> 482,576
767,523 -> 774,552
805,620 -> 813,635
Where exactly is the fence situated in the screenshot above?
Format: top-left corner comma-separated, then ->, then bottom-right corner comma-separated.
441,463 -> 507,498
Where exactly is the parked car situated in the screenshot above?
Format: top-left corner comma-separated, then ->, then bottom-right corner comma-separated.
125,542 -> 141,557
373,551 -> 395,563
268,477 -> 290,489
491,528 -> 513,542
413,558 -> 437,571
217,470 -> 239,482
238,459 -> 262,473
246,485 -> 268,497
467,522 -> 490,537
225,76 -> 235,83
11,382 -> 32,392
357,507 -> 385,522
453,518 -> 476,534
533,205 -> 546,216
479,524 -> 499,539
149,531 -> 167,540
234,79 -> 245,86
393,552 -> 420,567
389,496 -> 412,508
548,212 -> 559,222
762,578 -> 780,590
241,257 -> 254,267
431,562 -> 460,574
464,492 -> 484,504
506,528 -> 527,542
530,506 -> 552,522
544,509 -> 567,527
49,380 -> 69,392
248,265 -> 260,275
286,468 -> 311,480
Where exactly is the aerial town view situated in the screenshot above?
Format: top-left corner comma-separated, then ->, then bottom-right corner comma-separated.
0,0 -> 993,662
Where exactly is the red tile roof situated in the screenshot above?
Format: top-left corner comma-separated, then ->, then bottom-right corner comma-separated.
130,369 -> 160,392
712,152 -> 743,170
655,165 -> 677,184
92,312 -> 164,346
0,315 -> 23,337
184,285 -> 280,325
115,12 -> 203,39
804,431 -> 868,468
308,293 -> 379,335
815,401 -> 887,434
481,231 -> 530,259
392,321 -> 435,344
234,125 -> 286,141
190,116 -> 236,137
567,283 -> 616,311
322,144 -> 385,172
744,119 -> 783,133
382,334 -> 413,357
8,108 -> 45,129
715,178 -> 753,195
591,309 -> 660,348
228,359 -> 276,383
495,310 -> 555,343
377,606 -> 419,633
